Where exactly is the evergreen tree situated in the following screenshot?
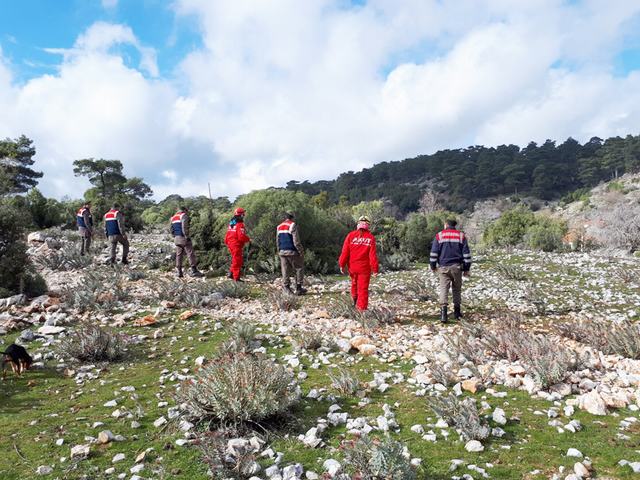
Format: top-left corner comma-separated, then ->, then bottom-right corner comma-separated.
0,135 -> 43,195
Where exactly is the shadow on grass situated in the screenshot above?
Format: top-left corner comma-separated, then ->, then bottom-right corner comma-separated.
0,366 -> 60,414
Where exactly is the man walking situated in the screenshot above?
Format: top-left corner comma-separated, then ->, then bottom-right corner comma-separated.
104,203 -> 129,265
170,206 -> 203,278
276,212 -> 307,295
339,216 -> 379,311
225,207 -> 251,281
76,201 -> 93,256
430,219 -> 472,323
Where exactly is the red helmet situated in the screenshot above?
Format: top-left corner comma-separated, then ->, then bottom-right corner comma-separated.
234,207 -> 246,216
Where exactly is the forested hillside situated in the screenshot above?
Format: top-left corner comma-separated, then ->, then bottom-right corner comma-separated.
286,134 -> 640,213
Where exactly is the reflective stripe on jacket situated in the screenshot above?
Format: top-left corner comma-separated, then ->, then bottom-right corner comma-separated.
277,220 -> 297,253
104,209 -> 122,236
430,228 -> 472,271
171,212 -> 186,237
77,207 -> 93,228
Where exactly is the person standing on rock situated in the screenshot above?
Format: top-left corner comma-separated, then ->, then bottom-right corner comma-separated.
338,215 -> 379,311
430,218 -> 472,323
170,206 -> 204,278
225,207 -> 251,281
276,212 -> 307,295
104,203 -> 129,265
76,201 -> 93,256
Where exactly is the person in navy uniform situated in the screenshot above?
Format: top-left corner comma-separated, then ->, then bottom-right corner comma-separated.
430,219 -> 472,323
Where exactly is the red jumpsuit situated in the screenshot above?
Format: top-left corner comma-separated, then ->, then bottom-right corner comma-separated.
338,228 -> 379,310
224,220 -> 251,280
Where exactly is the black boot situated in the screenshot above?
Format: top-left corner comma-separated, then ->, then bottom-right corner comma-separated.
189,267 -> 204,278
121,258 -> 129,265
440,306 -> 449,323
454,304 -> 462,320
295,284 -> 307,296
283,284 -> 293,294
227,271 -> 233,279
176,267 -> 184,278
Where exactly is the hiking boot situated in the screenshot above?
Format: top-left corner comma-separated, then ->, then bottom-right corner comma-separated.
176,267 -> 184,278
454,304 -> 462,320
295,284 -> 307,296
189,267 -> 204,278
283,284 -> 293,294
440,306 -> 449,324
227,271 -> 233,279
121,259 -> 129,265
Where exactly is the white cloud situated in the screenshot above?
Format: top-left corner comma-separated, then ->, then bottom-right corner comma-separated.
2,1 -> 640,202
101,0 -> 118,10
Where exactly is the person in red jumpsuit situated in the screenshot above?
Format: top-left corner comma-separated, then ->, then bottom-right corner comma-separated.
338,215 -> 379,310
224,207 -> 251,281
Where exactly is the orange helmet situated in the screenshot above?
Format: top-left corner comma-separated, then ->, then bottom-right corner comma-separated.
234,207 -> 246,216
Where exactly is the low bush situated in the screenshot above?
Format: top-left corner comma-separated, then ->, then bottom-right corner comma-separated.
218,280 -> 251,299
380,251 -> 412,272
429,394 -> 490,441
36,247 -> 92,271
359,306 -> 397,329
341,436 -> 417,480
402,276 -> 433,301
218,321 -> 258,355
329,368 -> 361,396
195,431 -> 261,480
20,272 -> 48,297
556,318 -> 640,359
58,323 -> 128,362
479,312 -> 527,361
268,289 -> 301,311
62,270 -> 130,312
292,329 -> 323,351
177,353 -> 300,426
494,264 -> 529,281
516,335 -> 582,388
428,361 -> 457,387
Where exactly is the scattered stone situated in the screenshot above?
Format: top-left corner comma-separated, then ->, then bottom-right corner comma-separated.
465,440 -> 484,452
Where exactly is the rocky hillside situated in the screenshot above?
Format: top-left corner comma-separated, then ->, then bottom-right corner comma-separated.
0,232 -> 639,479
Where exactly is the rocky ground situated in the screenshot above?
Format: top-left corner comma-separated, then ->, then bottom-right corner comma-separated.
1,232 -> 640,480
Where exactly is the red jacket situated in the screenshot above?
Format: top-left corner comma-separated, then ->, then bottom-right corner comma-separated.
225,220 -> 251,249
339,229 -> 379,274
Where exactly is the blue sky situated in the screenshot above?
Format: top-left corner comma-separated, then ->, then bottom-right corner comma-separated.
1,0 -> 202,82
1,0 -> 640,200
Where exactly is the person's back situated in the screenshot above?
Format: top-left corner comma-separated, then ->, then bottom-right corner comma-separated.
276,213 -> 306,295
104,204 -> 129,265
170,207 -> 202,277
430,219 -> 472,322
225,208 -> 251,281
339,216 -> 379,310
76,203 -> 93,256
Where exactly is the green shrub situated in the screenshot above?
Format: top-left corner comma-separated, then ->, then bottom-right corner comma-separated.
20,272 -> 48,297
402,211 -> 451,261
606,180 -> 625,192
177,353 -> 300,425
0,200 -> 31,295
524,216 -> 567,252
483,206 -> 536,247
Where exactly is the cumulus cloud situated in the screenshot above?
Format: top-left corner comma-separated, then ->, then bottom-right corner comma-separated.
1,1 -> 640,200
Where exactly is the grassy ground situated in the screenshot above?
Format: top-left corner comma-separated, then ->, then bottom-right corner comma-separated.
1,251 -> 640,479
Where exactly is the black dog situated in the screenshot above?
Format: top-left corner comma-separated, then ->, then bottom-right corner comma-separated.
1,344 -> 33,379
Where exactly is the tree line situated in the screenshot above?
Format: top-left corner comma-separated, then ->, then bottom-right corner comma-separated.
285,135 -> 640,212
